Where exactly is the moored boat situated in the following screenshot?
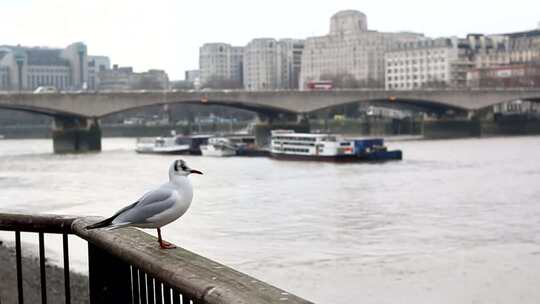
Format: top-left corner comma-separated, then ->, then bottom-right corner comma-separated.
135,134 -> 210,155
200,137 -> 237,157
270,130 -> 402,162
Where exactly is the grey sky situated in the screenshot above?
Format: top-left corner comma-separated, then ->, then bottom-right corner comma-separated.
2,0 -> 539,79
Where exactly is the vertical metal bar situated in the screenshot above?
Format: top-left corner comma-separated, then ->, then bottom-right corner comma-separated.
163,285 -> 171,304
15,231 -> 24,304
62,234 -> 71,304
140,272 -> 147,304
155,281 -> 163,304
38,232 -> 47,304
146,275 -> 155,304
132,268 -> 140,304
88,242 -> 133,304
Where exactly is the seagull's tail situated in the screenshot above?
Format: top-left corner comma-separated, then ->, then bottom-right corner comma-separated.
85,216 -> 115,230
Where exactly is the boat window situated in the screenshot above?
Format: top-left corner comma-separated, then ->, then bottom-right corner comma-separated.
323,136 -> 336,142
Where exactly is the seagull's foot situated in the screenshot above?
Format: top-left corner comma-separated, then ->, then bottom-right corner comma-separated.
159,240 -> 177,249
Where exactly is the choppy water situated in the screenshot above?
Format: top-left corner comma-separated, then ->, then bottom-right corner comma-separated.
1,136 -> 540,304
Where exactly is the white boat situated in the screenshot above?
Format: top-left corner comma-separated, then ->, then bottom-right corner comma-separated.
270,130 -> 402,162
200,137 -> 237,157
270,130 -> 355,161
135,134 -> 210,155
135,136 -> 190,154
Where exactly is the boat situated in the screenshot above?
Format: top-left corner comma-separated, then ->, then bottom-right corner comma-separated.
200,135 -> 270,157
200,137 -> 237,157
136,134 -> 210,155
270,130 -> 402,162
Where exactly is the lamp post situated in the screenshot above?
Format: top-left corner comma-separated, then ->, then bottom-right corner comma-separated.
15,54 -> 25,92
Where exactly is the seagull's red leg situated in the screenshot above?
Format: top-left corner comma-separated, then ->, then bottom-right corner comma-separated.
157,228 -> 176,249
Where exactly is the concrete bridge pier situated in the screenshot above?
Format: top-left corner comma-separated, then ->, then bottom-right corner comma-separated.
52,116 -> 101,153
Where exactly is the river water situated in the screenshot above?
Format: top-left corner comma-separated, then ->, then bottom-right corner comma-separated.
1,136 -> 540,304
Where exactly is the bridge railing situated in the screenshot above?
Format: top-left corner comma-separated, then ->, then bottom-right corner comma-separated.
0,213 -> 312,304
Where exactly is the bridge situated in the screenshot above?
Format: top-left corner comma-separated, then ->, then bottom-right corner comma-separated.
1,89 -> 540,152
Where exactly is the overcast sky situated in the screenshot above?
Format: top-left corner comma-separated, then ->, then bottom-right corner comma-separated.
2,0 -> 539,79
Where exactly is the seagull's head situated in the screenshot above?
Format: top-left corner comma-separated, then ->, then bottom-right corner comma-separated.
169,159 -> 203,178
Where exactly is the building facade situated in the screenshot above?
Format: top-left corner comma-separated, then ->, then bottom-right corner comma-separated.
0,42 -> 110,91
243,38 -> 279,90
199,43 -> 243,88
467,63 -> 540,88
276,39 -> 304,89
386,38 -> 465,89
386,33 -> 514,89
98,66 -> 169,91
300,10 -> 423,89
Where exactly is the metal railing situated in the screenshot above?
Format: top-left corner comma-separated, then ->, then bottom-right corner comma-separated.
0,213 -> 313,304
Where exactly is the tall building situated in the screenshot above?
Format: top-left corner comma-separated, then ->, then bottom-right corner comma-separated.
300,10 -> 423,89
243,38 -> 304,90
0,42 -> 109,91
199,43 -> 243,88
243,38 -> 279,90
277,39 -> 304,89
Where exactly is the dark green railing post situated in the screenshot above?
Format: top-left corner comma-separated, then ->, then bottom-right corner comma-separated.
88,242 -> 132,304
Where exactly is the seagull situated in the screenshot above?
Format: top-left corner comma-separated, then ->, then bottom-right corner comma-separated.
86,159 -> 202,249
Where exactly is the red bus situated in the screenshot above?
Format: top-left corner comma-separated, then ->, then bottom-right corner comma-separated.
306,80 -> 334,90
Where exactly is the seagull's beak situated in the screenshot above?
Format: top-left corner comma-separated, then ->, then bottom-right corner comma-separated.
190,169 -> 203,175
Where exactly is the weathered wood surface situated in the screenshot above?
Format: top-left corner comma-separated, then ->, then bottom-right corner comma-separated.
0,213 -> 77,233
73,217 -> 313,304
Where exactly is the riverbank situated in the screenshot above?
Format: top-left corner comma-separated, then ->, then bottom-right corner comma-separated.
0,241 -> 89,304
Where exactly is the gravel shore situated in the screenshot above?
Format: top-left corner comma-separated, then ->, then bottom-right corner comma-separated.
0,240 -> 89,304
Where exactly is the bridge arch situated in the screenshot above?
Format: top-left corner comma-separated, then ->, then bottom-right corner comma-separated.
306,97 -> 470,116
99,99 -> 300,119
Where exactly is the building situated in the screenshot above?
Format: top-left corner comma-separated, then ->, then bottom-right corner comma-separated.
467,63 -> 540,88
505,29 -> 540,64
276,39 -> 304,89
243,38 -> 280,90
386,34 -> 513,89
0,42 -> 109,91
98,65 -> 169,91
184,69 -> 200,82
385,38 -> 468,89
300,10 -> 423,89
88,55 -> 111,90
242,38 -> 305,90
466,28 -> 540,88
199,43 -> 243,88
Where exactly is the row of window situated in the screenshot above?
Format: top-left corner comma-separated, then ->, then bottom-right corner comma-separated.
273,146 -> 310,153
387,58 -> 447,66
27,74 -> 72,89
273,136 -> 317,142
273,141 -> 316,147
387,82 -> 445,89
387,74 -> 447,81
387,65 -> 447,74
387,49 -> 448,58
28,67 -> 70,74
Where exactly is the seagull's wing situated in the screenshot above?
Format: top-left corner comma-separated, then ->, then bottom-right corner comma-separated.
111,187 -> 175,226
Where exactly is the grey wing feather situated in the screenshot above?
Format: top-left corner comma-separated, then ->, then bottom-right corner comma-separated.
112,187 -> 175,225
